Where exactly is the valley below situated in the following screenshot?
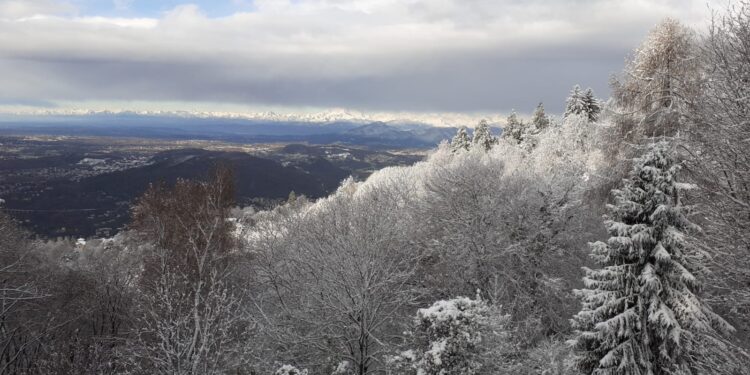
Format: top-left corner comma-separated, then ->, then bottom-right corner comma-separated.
0,134 -> 425,238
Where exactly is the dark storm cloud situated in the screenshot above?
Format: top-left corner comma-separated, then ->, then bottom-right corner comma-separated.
0,0 -> 711,113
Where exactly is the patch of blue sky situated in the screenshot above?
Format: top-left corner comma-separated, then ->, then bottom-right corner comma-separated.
74,0 -> 256,18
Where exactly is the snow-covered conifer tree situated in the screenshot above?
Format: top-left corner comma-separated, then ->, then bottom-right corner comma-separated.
390,296 -> 492,375
275,364 -> 308,375
565,85 -> 586,119
503,111 -> 525,144
565,85 -> 600,122
451,126 -> 471,152
583,88 -> 601,122
570,141 -> 732,375
472,119 -> 498,151
531,102 -> 550,131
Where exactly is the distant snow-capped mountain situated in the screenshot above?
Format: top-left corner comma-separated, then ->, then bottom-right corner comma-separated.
0,108 -> 506,128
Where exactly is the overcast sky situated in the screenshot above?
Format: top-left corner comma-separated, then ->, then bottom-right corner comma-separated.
0,0 -> 713,116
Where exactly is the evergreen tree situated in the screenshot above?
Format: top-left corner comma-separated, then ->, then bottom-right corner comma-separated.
275,365 -> 308,375
389,296 -> 492,375
571,142 -> 732,375
502,111 -> 524,144
287,190 -> 298,203
450,126 -> 471,152
583,88 -> 601,122
565,85 -> 586,119
471,119 -> 498,151
531,102 -> 550,131
565,85 -> 600,122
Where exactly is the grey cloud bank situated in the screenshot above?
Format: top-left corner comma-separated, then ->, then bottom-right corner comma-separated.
0,0 -> 712,114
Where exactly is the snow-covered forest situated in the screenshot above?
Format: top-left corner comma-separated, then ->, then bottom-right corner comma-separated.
1,3 -> 750,374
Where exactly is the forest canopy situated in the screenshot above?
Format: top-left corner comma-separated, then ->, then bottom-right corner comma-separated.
1,2 -> 750,374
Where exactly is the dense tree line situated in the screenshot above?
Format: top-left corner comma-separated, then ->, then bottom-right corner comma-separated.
1,2 -> 749,374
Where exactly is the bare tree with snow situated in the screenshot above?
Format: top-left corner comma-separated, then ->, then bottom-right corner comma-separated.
248,178 -> 427,374
125,166 -> 253,374
684,0 -> 750,356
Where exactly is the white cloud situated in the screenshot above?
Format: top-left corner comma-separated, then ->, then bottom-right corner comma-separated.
0,0 -> 715,113
0,0 -> 76,18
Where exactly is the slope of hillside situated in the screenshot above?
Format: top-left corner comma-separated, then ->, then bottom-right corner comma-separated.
5,148 -> 352,237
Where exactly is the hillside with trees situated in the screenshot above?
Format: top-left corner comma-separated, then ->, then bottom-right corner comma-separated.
1,3 -> 749,374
